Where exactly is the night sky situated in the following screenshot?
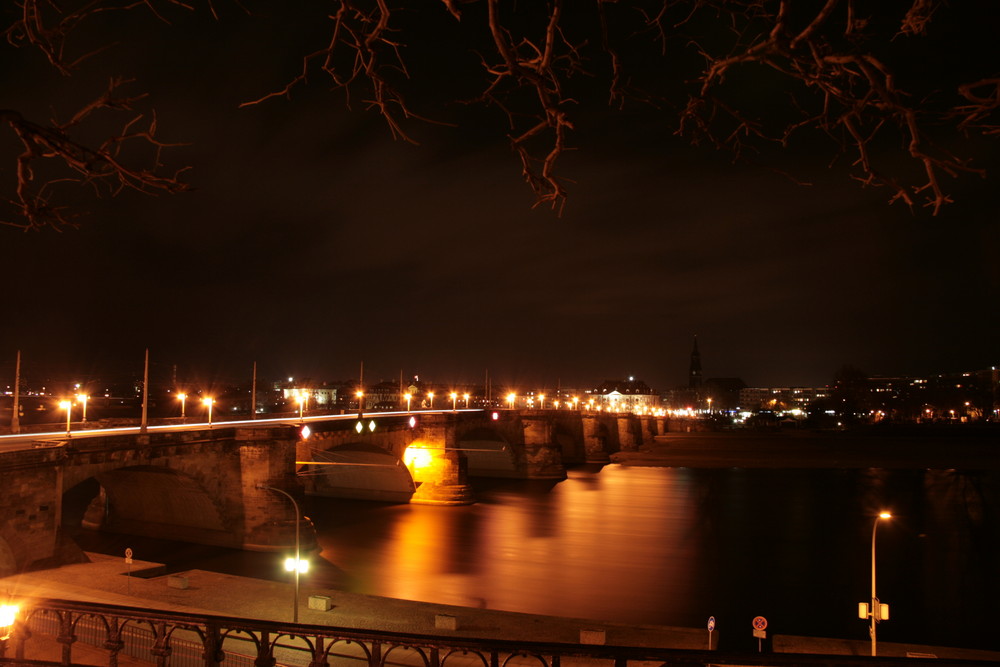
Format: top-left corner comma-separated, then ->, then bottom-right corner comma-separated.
2,2 -> 997,393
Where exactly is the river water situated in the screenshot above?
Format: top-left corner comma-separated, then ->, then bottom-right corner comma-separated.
76,462 -> 1000,653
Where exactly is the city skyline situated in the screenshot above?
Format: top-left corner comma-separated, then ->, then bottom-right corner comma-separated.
2,4 -> 996,393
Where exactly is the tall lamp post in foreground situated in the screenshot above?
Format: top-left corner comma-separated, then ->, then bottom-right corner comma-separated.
859,511 -> 892,656
256,484 -> 308,623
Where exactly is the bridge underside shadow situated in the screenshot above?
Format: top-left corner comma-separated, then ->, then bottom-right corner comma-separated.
66,466 -> 239,548
298,444 -> 416,503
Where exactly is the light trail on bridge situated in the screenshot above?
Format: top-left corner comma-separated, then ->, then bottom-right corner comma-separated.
0,408 -> 486,452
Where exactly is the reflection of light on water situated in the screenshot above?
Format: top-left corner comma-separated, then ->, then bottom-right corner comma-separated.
305,465 -> 1000,650
365,466 -> 705,622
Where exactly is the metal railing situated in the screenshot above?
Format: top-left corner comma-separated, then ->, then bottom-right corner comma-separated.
0,597 -> 994,667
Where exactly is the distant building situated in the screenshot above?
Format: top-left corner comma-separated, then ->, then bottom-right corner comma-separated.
588,377 -> 659,412
739,386 -> 829,411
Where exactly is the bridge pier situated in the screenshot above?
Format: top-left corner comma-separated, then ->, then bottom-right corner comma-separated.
408,415 -> 475,505
640,416 -> 657,445
238,427 -> 317,552
581,415 -> 610,463
616,416 -> 639,451
520,414 -> 567,479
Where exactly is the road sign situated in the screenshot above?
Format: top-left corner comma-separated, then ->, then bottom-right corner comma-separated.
708,616 -> 716,632
752,616 -> 767,631
124,547 -> 133,564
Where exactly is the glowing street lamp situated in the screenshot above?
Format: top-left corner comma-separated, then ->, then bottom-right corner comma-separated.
450,392 -> 458,411
76,393 -> 89,422
507,393 -> 516,409
203,397 -> 214,427
0,603 -> 18,643
257,484 -> 308,623
539,394 -> 546,410
356,390 -> 364,417
573,396 -> 579,410
859,512 -> 892,656
464,393 -> 470,408
404,393 -> 412,412
297,391 -> 309,422
177,392 -> 187,419
427,392 -> 434,409
59,400 -> 72,437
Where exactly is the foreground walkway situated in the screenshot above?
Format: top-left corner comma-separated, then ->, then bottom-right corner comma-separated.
2,554 -> 999,665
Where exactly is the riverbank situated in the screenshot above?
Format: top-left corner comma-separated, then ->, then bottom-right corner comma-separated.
611,429 -> 1000,469
4,554 -> 1000,663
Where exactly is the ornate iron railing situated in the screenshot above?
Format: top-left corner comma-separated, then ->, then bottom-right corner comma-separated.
0,598 -> 991,667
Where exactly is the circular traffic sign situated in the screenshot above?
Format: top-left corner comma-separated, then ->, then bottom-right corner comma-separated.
125,548 -> 133,559
752,616 -> 767,630
708,616 -> 716,632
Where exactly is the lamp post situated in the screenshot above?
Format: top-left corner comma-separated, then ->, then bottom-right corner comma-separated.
60,400 -> 72,437
256,484 -> 307,623
297,391 -> 309,422
404,393 -> 412,412
464,393 -> 470,409
177,392 -> 187,419
864,512 -> 892,656
450,392 -> 458,411
539,394 -> 545,410
355,390 -> 364,418
427,392 -> 434,409
203,397 -> 214,427
77,394 -> 89,422
507,393 -> 516,409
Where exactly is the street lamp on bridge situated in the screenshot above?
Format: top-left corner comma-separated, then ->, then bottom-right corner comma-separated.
427,392 -> 434,409
203,397 -> 214,427
450,392 -> 458,411
177,392 -> 187,419
464,393 -> 470,409
59,400 -> 72,437
404,393 -> 412,412
76,394 -> 89,422
297,391 -> 310,422
507,393 -> 516,409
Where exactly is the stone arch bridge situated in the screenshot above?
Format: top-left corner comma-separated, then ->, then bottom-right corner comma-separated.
0,410 -> 665,577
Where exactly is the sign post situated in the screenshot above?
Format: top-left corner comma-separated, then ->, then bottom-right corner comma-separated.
752,616 -> 767,653
707,616 -> 716,650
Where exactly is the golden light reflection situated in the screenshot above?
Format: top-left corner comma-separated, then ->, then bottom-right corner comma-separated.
0,603 -> 18,640
403,442 -> 434,470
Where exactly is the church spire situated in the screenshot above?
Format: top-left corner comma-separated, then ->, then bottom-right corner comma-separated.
689,336 -> 703,388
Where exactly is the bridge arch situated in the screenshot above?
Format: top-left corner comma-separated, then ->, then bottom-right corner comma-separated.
64,465 -> 234,547
453,426 -> 518,477
298,442 -> 416,502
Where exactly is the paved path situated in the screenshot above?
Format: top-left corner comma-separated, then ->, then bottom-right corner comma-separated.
4,554 -> 1000,664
